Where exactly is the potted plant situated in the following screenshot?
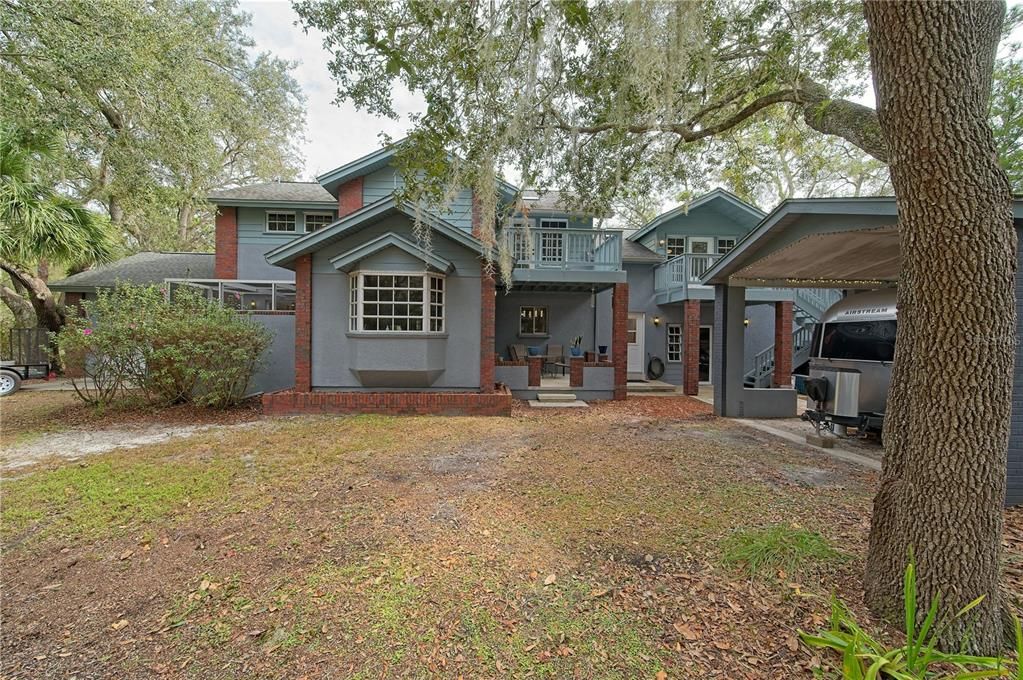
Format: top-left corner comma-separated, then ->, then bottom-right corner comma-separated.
570,336 -> 583,357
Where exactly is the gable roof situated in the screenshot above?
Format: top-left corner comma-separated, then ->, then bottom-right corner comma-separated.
329,233 -> 455,273
264,195 -> 481,267
316,138 -> 520,200
628,189 -> 765,242
48,252 -> 215,292
208,182 -> 335,206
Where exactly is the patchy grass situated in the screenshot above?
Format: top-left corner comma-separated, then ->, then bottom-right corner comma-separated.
1,395 -> 890,678
721,524 -> 845,580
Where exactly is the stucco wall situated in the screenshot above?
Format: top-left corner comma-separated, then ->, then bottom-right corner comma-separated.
246,314 -> 296,395
236,206 -> 317,281
495,290 -> 602,360
308,213 -> 482,390
362,165 -> 475,232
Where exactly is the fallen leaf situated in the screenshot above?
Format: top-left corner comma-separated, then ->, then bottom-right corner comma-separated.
655,671 -> 668,680
673,622 -> 700,641
119,550 -> 134,561
111,619 -> 129,631
543,574 -> 556,586
786,636 -> 799,652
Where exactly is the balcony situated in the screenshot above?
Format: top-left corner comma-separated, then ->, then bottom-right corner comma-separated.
653,253 -> 721,302
500,227 -> 625,290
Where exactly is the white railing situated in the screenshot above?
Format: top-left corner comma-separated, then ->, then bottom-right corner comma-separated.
653,253 -> 722,294
794,288 -> 843,318
502,227 -> 623,271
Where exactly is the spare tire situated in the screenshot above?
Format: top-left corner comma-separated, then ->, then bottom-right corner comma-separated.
646,356 -> 665,380
805,376 -> 829,404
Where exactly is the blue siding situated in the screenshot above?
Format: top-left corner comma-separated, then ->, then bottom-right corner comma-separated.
362,165 -> 474,232
644,203 -> 759,257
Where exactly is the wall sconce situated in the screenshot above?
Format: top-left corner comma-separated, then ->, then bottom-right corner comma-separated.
652,316 -> 661,326
658,239 -> 666,246
743,318 -> 750,327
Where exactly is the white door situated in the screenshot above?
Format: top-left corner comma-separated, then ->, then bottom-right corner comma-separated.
687,237 -> 716,280
627,313 -> 645,379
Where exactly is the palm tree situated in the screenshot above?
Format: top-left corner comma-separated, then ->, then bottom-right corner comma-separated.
0,125 -> 119,332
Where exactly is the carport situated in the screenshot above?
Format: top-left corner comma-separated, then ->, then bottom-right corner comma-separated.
700,195 -> 1023,504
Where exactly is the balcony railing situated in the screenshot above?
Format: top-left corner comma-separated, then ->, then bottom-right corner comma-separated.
501,227 -> 623,272
653,253 -> 722,295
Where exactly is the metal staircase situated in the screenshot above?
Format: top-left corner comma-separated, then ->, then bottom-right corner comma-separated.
743,288 -> 843,388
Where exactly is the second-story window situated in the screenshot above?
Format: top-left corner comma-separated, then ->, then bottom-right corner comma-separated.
666,236 -> 686,257
266,212 -> 296,233
718,238 -> 736,254
305,213 -> 334,232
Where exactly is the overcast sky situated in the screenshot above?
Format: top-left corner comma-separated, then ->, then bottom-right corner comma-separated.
243,0 -> 1022,183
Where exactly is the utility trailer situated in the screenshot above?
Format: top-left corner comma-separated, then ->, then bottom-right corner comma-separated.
0,328 -> 53,397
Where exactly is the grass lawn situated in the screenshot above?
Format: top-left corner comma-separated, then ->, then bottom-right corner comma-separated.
0,393 -> 1001,678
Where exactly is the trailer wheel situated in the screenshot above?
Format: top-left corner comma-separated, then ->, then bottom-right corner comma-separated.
0,369 -> 21,397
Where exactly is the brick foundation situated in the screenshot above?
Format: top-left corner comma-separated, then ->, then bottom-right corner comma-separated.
611,282 -> 628,400
262,388 -> 512,417
480,268 -> 496,393
569,356 -> 584,387
683,299 -> 701,396
527,356 -> 542,387
295,255 -> 312,392
773,301 -> 794,388
338,177 -> 364,217
214,206 -> 238,279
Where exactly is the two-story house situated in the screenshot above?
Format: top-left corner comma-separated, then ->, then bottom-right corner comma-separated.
50,142 -> 828,414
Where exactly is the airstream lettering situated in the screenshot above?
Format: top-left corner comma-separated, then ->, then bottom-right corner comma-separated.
802,288 -> 897,435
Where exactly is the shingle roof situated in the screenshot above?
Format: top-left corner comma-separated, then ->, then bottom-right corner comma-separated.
48,252 -> 216,292
622,240 -> 663,263
523,191 -> 610,217
208,182 -> 335,204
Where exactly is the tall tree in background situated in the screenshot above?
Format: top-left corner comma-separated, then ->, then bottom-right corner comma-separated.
296,0 -> 1017,649
0,126 -> 119,332
1,0 -> 307,252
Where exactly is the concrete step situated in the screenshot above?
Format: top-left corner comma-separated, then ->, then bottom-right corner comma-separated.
536,392 -> 578,402
627,381 -> 677,393
528,399 -> 588,408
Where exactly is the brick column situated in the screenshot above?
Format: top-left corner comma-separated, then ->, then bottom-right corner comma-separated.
527,356 -> 542,388
479,268 -> 496,393
773,301 -> 794,388
63,292 -> 85,317
682,300 -> 701,396
569,356 -> 584,388
338,177 -> 364,217
611,282 -> 628,400
295,255 -> 313,392
214,206 -> 238,279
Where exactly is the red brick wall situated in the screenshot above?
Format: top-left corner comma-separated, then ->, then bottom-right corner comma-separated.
611,282 -> 629,400
569,356 -> 584,387
773,301 -> 794,388
480,268 -> 496,393
683,300 -> 701,396
471,193 -> 483,238
262,389 -> 512,417
63,292 -> 84,317
214,206 -> 238,279
527,356 -> 542,387
338,177 -> 364,217
294,254 -> 313,392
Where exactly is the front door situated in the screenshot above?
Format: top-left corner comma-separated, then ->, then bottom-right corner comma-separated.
687,237 -> 716,280
699,325 -> 712,383
627,313 -> 645,379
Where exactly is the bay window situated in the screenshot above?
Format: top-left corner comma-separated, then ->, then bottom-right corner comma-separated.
348,272 -> 445,333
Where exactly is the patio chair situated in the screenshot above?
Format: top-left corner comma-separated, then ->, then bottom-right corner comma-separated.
545,344 -> 564,376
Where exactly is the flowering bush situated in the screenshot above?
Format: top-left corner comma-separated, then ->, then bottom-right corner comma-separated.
58,284 -> 272,408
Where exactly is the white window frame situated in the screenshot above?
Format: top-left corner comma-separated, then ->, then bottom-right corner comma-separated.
304,212 -> 335,232
538,218 -> 568,230
666,323 -> 682,362
717,238 -> 736,254
519,305 -> 549,337
347,270 -> 445,334
665,236 -> 686,258
163,279 -> 296,313
265,211 -> 297,233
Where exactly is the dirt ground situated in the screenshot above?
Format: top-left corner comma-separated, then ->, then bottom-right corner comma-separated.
0,394 -> 1020,678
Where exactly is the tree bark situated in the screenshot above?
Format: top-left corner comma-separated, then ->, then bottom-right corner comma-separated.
863,0 -> 1015,653
0,261 -> 65,334
0,283 -> 38,328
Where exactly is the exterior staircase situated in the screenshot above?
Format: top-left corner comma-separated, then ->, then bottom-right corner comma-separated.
743,288 -> 843,388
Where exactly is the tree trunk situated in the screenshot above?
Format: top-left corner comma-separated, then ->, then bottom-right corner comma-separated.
0,283 -> 38,328
863,0 -> 1015,653
0,262 -> 65,334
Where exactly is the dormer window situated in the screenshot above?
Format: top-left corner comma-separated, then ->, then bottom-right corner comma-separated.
266,212 -> 296,233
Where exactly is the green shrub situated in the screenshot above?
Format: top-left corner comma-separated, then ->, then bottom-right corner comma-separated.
800,560 -> 1021,679
721,524 -> 843,579
58,284 -> 271,408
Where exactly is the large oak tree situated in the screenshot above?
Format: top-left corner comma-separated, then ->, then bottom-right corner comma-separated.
296,0 -> 1018,649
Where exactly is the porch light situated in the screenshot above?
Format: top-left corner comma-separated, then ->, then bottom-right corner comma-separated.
652,316 -> 661,326
744,318 -> 750,327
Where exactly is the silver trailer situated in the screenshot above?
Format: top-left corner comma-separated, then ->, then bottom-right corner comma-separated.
802,288 -> 897,434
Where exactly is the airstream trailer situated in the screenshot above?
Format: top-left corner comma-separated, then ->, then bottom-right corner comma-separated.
802,288 -> 897,434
